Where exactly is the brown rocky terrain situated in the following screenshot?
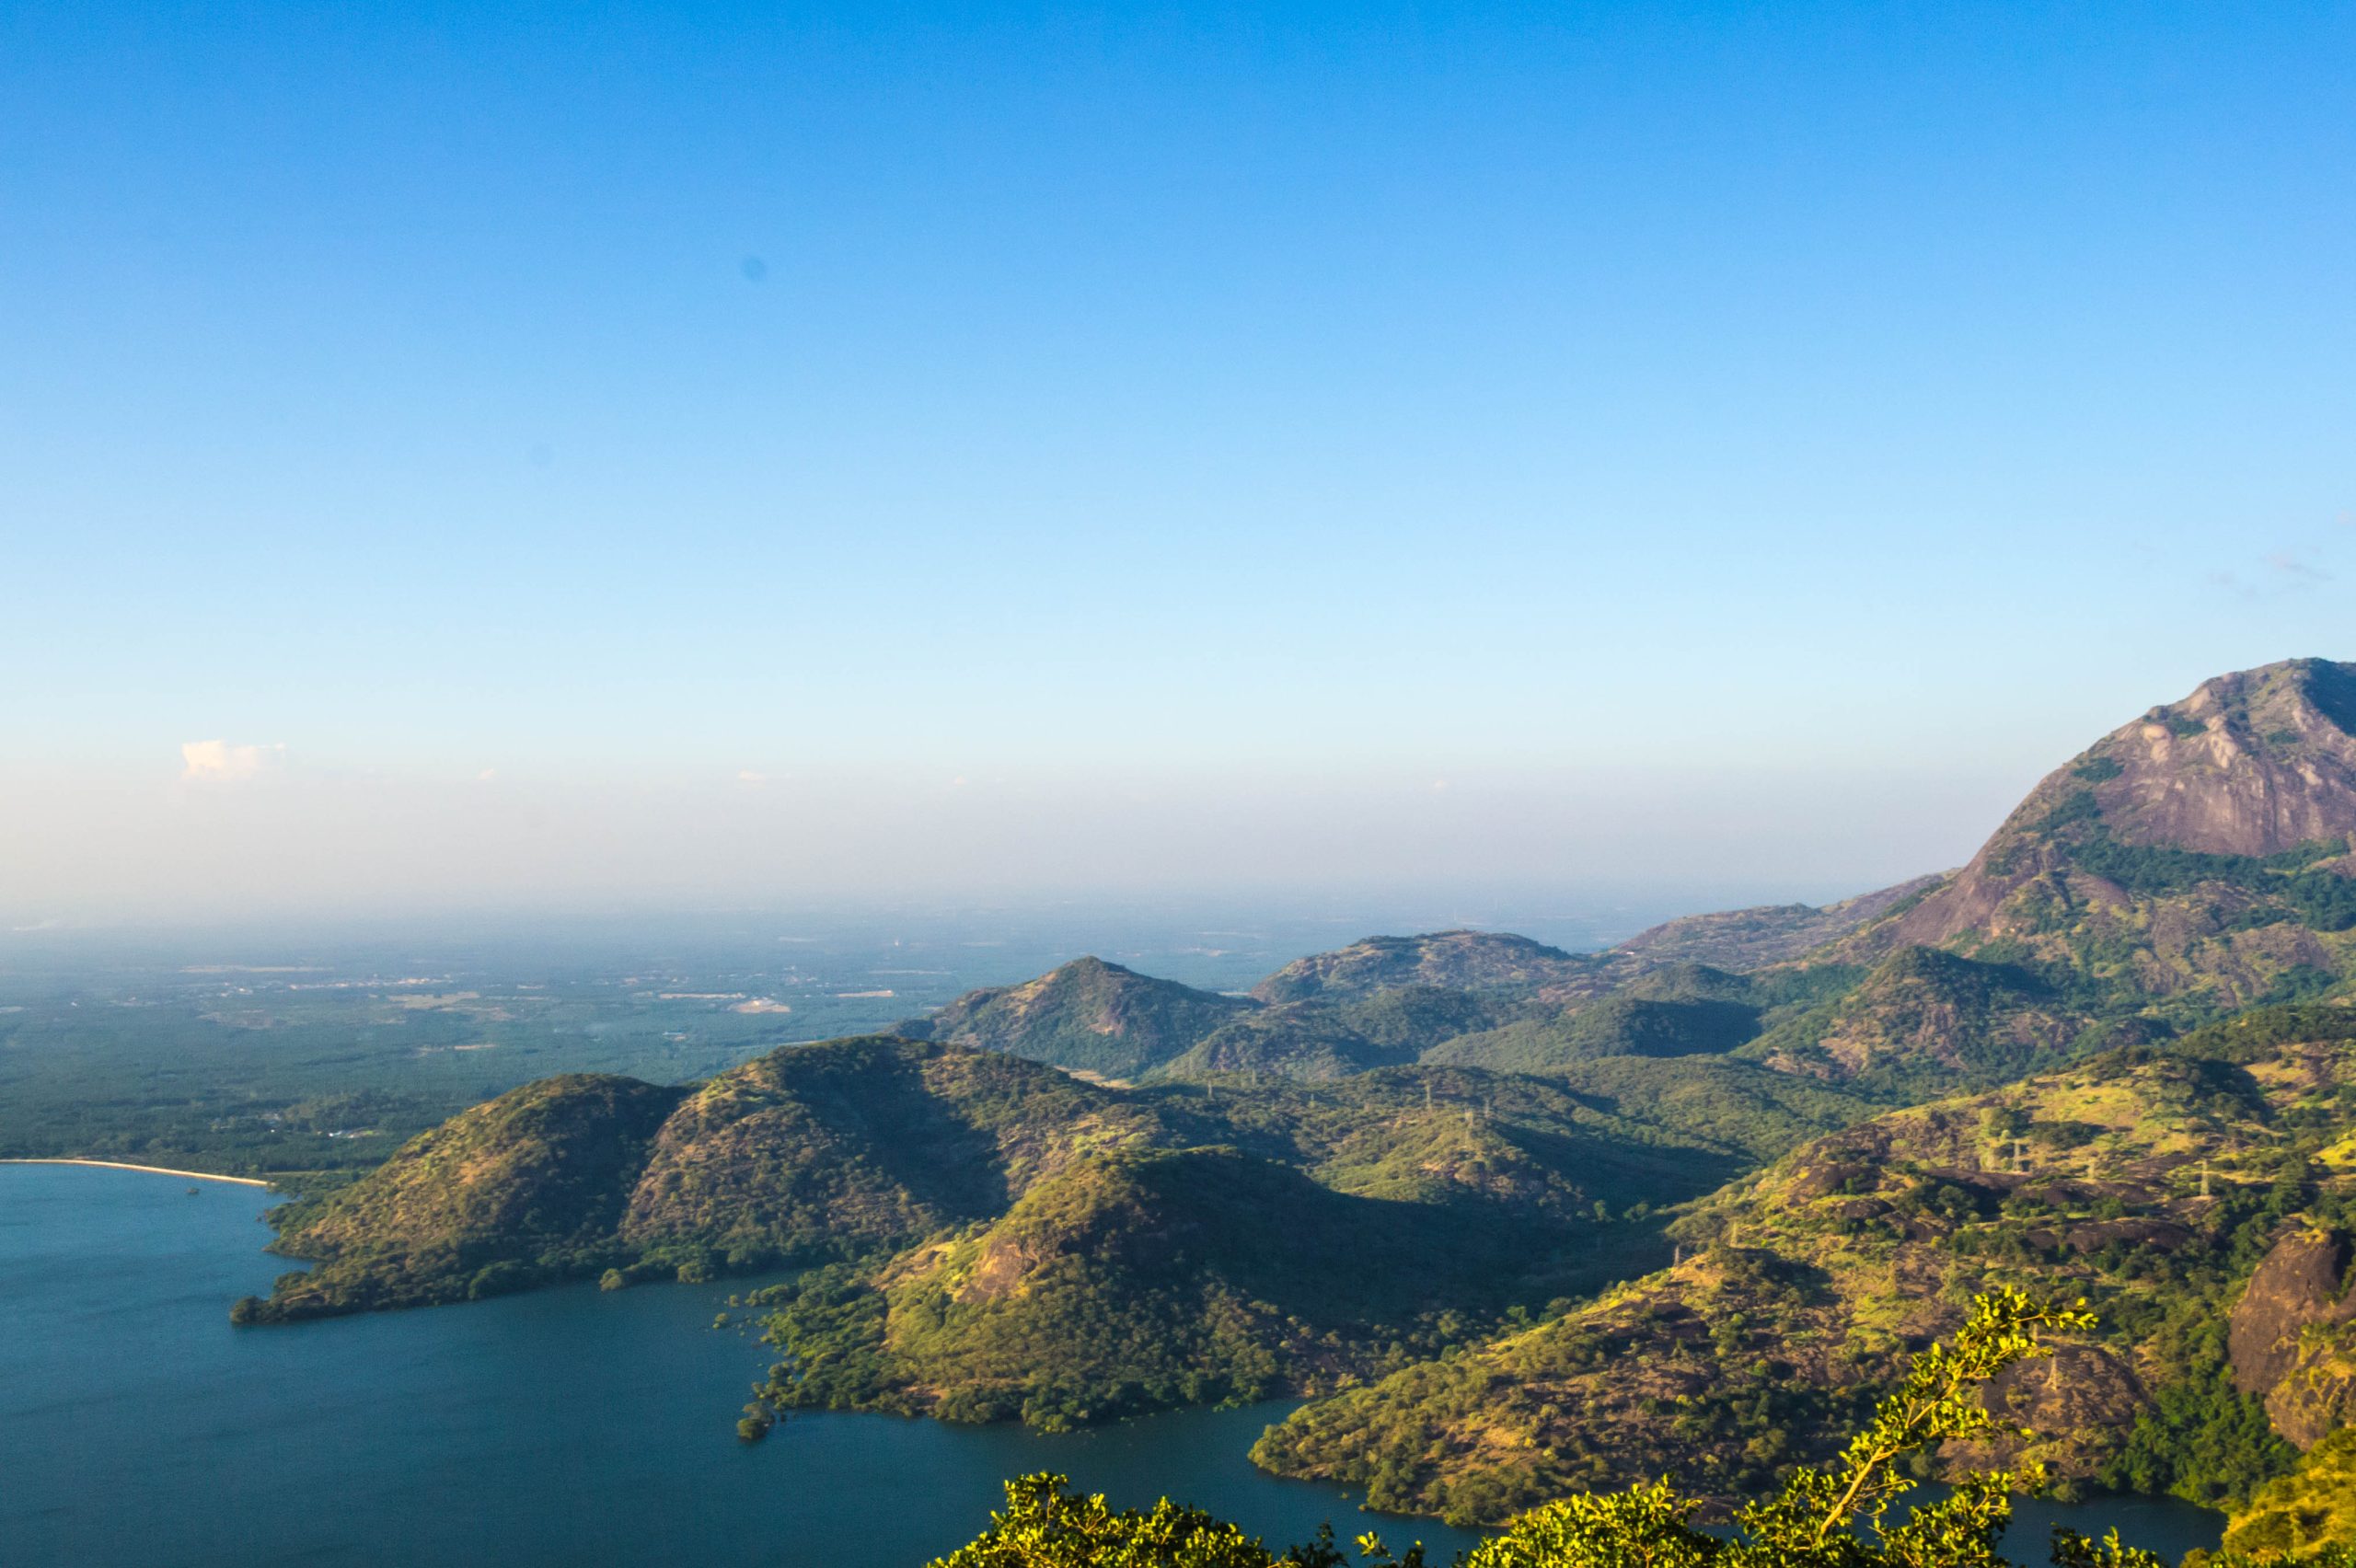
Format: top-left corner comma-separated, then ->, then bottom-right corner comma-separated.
2233,1223 -> 2356,1447
1253,1006 -> 2356,1524
1876,658 -> 2356,953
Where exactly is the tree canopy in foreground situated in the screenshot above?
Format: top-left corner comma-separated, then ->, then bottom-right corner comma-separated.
930,1289 -> 2356,1568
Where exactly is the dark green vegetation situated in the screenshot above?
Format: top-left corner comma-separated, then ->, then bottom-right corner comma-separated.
1253,1004 -> 2356,1527
935,1296 -> 2356,1567
2037,810 -> 2356,934
897,957 -> 1256,1079
2222,1427 -> 2356,1560
242,1038 -> 1158,1319
1425,963 -> 1856,1074
1152,987 -> 1510,1081
236,1073 -> 687,1318
1746,946 -> 2103,1098
737,1059 -> 1869,1432
750,1143 -> 1530,1430
243,1034 -> 1863,1413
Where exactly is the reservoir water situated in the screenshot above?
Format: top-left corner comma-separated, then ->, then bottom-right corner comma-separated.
0,1166 -> 2227,1567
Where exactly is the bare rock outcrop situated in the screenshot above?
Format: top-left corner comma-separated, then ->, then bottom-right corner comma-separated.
2229,1223 -> 2356,1447
1875,658 -> 2356,951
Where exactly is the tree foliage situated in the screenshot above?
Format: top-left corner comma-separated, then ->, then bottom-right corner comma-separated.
935,1292 -> 2356,1568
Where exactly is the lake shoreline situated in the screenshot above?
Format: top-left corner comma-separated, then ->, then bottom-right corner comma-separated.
0,1161 -> 2228,1567
0,1157 -> 275,1188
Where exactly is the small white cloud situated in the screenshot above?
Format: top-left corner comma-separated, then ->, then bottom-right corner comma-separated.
1431,778 -> 1450,792
737,769 -> 769,785
179,740 -> 286,782
477,768 -> 499,782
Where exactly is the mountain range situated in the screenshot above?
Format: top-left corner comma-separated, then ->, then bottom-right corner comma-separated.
231,658 -> 2356,1548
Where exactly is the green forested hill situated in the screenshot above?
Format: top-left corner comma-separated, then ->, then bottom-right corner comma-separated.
892,956 -> 1254,1078
247,1038 -> 1157,1318
200,660 -> 2356,1547
1742,947 -> 2102,1094
737,1065 -> 1796,1433
1149,987 -> 1511,1081
1422,963 -> 1854,1075
1251,1005 -> 2356,1526
613,1034 -> 1170,1262
2224,1426 -> 2356,1558
239,1073 -> 687,1317
748,1143 -> 1541,1430
237,1035 -> 1855,1328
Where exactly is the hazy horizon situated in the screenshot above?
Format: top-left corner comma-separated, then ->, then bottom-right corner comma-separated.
6,658 -> 2346,928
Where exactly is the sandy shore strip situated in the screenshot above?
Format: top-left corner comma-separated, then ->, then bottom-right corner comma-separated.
0,1158 -> 274,1189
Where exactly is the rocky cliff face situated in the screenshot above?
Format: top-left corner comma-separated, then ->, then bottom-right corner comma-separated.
2232,1224 -> 2356,1447
2103,660 -> 2356,858
1884,659 -> 2356,952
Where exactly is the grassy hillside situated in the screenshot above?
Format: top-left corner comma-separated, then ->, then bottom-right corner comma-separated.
242,1026 -> 1889,1440
244,1038 -> 1160,1319
1535,1055 -> 1877,1165
239,1073 -> 687,1318
2223,1426 -> 2356,1559
616,1035 -> 1166,1264
1252,1006 -> 2356,1526
1745,947 -> 2105,1094
734,1060 -> 1886,1432
1423,963 -> 1854,1076
749,1144 -> 1537,1430
933,1297 -> 2356,1568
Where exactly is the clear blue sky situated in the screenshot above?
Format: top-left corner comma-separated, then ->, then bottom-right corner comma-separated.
2,2 -> 2351,920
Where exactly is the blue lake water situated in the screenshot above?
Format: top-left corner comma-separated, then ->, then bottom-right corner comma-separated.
0,1166 -> 2226,1567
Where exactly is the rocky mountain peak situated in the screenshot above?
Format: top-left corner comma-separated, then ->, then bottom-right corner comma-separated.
1882,658 -> 2356,949
2097,658 -> 2356,858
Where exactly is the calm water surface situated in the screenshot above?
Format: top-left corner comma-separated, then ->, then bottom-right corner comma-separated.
0,1167 -> 2224,1567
